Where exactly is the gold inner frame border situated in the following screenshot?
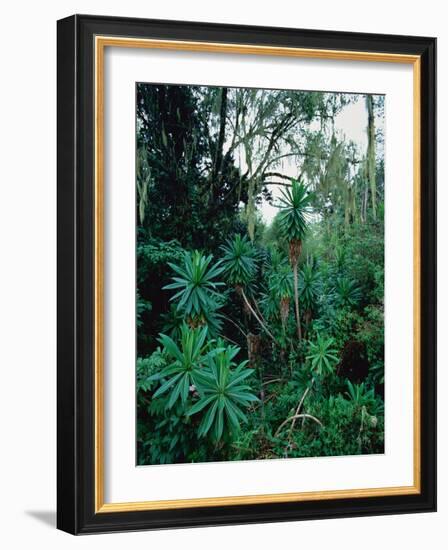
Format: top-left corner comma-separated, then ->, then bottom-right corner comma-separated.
94,35 -> 421,513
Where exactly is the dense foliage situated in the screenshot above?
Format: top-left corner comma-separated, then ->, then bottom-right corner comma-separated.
136,84 -> 385,465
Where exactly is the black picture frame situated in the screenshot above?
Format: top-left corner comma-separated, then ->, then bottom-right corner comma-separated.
57,14 -> 436,534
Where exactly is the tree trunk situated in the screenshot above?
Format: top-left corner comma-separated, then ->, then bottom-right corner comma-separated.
280,297 -> 290,333
360,159 -> 369,223
344,199 -> 350,233
247,177 -> 256,241
288,239 -> 303,341
247,333 -> 261,368
366,95 -> 376,220
293,260 -> 302,340
213,87 -> 228,181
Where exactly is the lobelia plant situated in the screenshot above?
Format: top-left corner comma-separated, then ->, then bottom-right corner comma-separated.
220,234 -> 256,287
333,277 -> 362,308
151,324 -> 221,409
333,245 -> 346,274
276,180 -> 314,340
345,380 -> 377,410
299,260 -> 321,326
163,250 -> 225,330
264,247 -> 286,276
268,263 -> 294,332
306,334 -> 339,377
220,234 -> 275,342
188,342 -> 259,441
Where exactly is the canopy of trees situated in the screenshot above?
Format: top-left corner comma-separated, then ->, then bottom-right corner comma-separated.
136,83 -> 385,465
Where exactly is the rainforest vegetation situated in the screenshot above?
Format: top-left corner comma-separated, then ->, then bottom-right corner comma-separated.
136,83 -> 385,465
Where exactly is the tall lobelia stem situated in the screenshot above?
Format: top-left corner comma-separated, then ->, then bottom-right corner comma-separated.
289,239 -> 302,340
293,261 -> 302,340
280,296 -> 290,333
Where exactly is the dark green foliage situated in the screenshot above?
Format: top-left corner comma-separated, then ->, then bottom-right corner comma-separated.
136,84 -> 384,465
136,290 -> 152,330
295,393 -> 384,457
137,352 -> 165,394
137,239 -> 185,355
138,397 -> 209,465
333,277 -> 362,308
161,304 -> 184,340
354,305 -> 384,386
136,84 -> 244,250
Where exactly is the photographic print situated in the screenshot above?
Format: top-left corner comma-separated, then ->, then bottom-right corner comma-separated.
136,83 -> 385,466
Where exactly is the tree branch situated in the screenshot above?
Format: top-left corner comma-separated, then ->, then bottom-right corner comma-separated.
275,413 -> 323,437
263,172 -> 295,181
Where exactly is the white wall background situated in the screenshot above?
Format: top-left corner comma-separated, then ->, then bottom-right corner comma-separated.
0,1 -> 444,547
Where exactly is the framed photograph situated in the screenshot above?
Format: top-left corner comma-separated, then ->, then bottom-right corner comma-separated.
57,14 -> 436,534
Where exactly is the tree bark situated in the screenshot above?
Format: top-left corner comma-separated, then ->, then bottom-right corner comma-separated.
366,95 -> 376,220
293,260 -> 302,340
213,87 -> 228,181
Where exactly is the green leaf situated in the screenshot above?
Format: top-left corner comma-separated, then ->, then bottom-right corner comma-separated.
199,399 -> 219,436
227,368 -> 254,389
187,394 -> 217,416
153,372 -> 183,399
